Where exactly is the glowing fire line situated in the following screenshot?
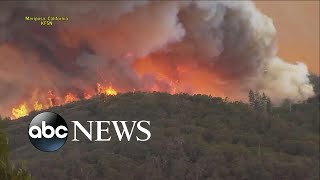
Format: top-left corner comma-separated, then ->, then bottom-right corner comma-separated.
10,83 -> 118,119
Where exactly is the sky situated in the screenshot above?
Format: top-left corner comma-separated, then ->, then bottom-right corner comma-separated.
255,1 -> 319,75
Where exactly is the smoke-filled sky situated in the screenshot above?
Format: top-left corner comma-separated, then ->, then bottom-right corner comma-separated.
0,1 -> 317,117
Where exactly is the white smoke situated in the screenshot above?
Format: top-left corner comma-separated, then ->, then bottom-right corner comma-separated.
257,57 -> 314,104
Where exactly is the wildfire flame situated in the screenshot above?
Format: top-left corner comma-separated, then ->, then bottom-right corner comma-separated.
105,87 -> 118,96
11,103 -> 28,119
10,83 -> 118,119
84,92 -> 92,100
9,56 -> 217,120
97,83 -> 118,96
64,93 -> 79,104
33,101 -> 43,111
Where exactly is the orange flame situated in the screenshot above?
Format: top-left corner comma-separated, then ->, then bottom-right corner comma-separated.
105,87 -> 118,96
12,103 -> 28,119
10,83 -> 119,119
33,101 -> 44,111
48,90 -> 57,107
64,93 -> 79,104
84,92 -> 92,100
97,83 -> 118,96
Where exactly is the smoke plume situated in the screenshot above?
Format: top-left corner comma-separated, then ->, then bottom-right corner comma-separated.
0,1 -> 315,117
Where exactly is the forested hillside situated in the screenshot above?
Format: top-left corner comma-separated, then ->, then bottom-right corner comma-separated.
0,75 -> 318,180
1,87 -> 318,180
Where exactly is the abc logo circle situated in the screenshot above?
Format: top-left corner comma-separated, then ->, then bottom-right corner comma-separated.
28,112 -> 68,152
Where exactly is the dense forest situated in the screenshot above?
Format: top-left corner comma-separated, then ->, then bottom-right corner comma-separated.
0,75 -> 319,180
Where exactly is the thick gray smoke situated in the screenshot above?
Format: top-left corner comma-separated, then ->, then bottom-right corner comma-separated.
0,1 -> 315,116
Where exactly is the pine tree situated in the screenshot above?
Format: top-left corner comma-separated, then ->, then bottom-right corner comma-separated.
249,91 -> 272,112
248,90 -> 255,108
261,93 -> 268,111
266,97 -> 272,113
254,91 -> 261,110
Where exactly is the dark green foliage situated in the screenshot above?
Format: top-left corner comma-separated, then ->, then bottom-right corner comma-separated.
248,90 -> 272,112
309,74 -> 320,95
0,116 -> 32,180
248,90 -> 255,107
2,91 -> 319,180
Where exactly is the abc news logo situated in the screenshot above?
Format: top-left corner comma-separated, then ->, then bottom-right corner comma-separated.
28,112 -> 151,152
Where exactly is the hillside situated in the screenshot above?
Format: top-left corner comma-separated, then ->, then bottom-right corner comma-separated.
2,92 -> 319,180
